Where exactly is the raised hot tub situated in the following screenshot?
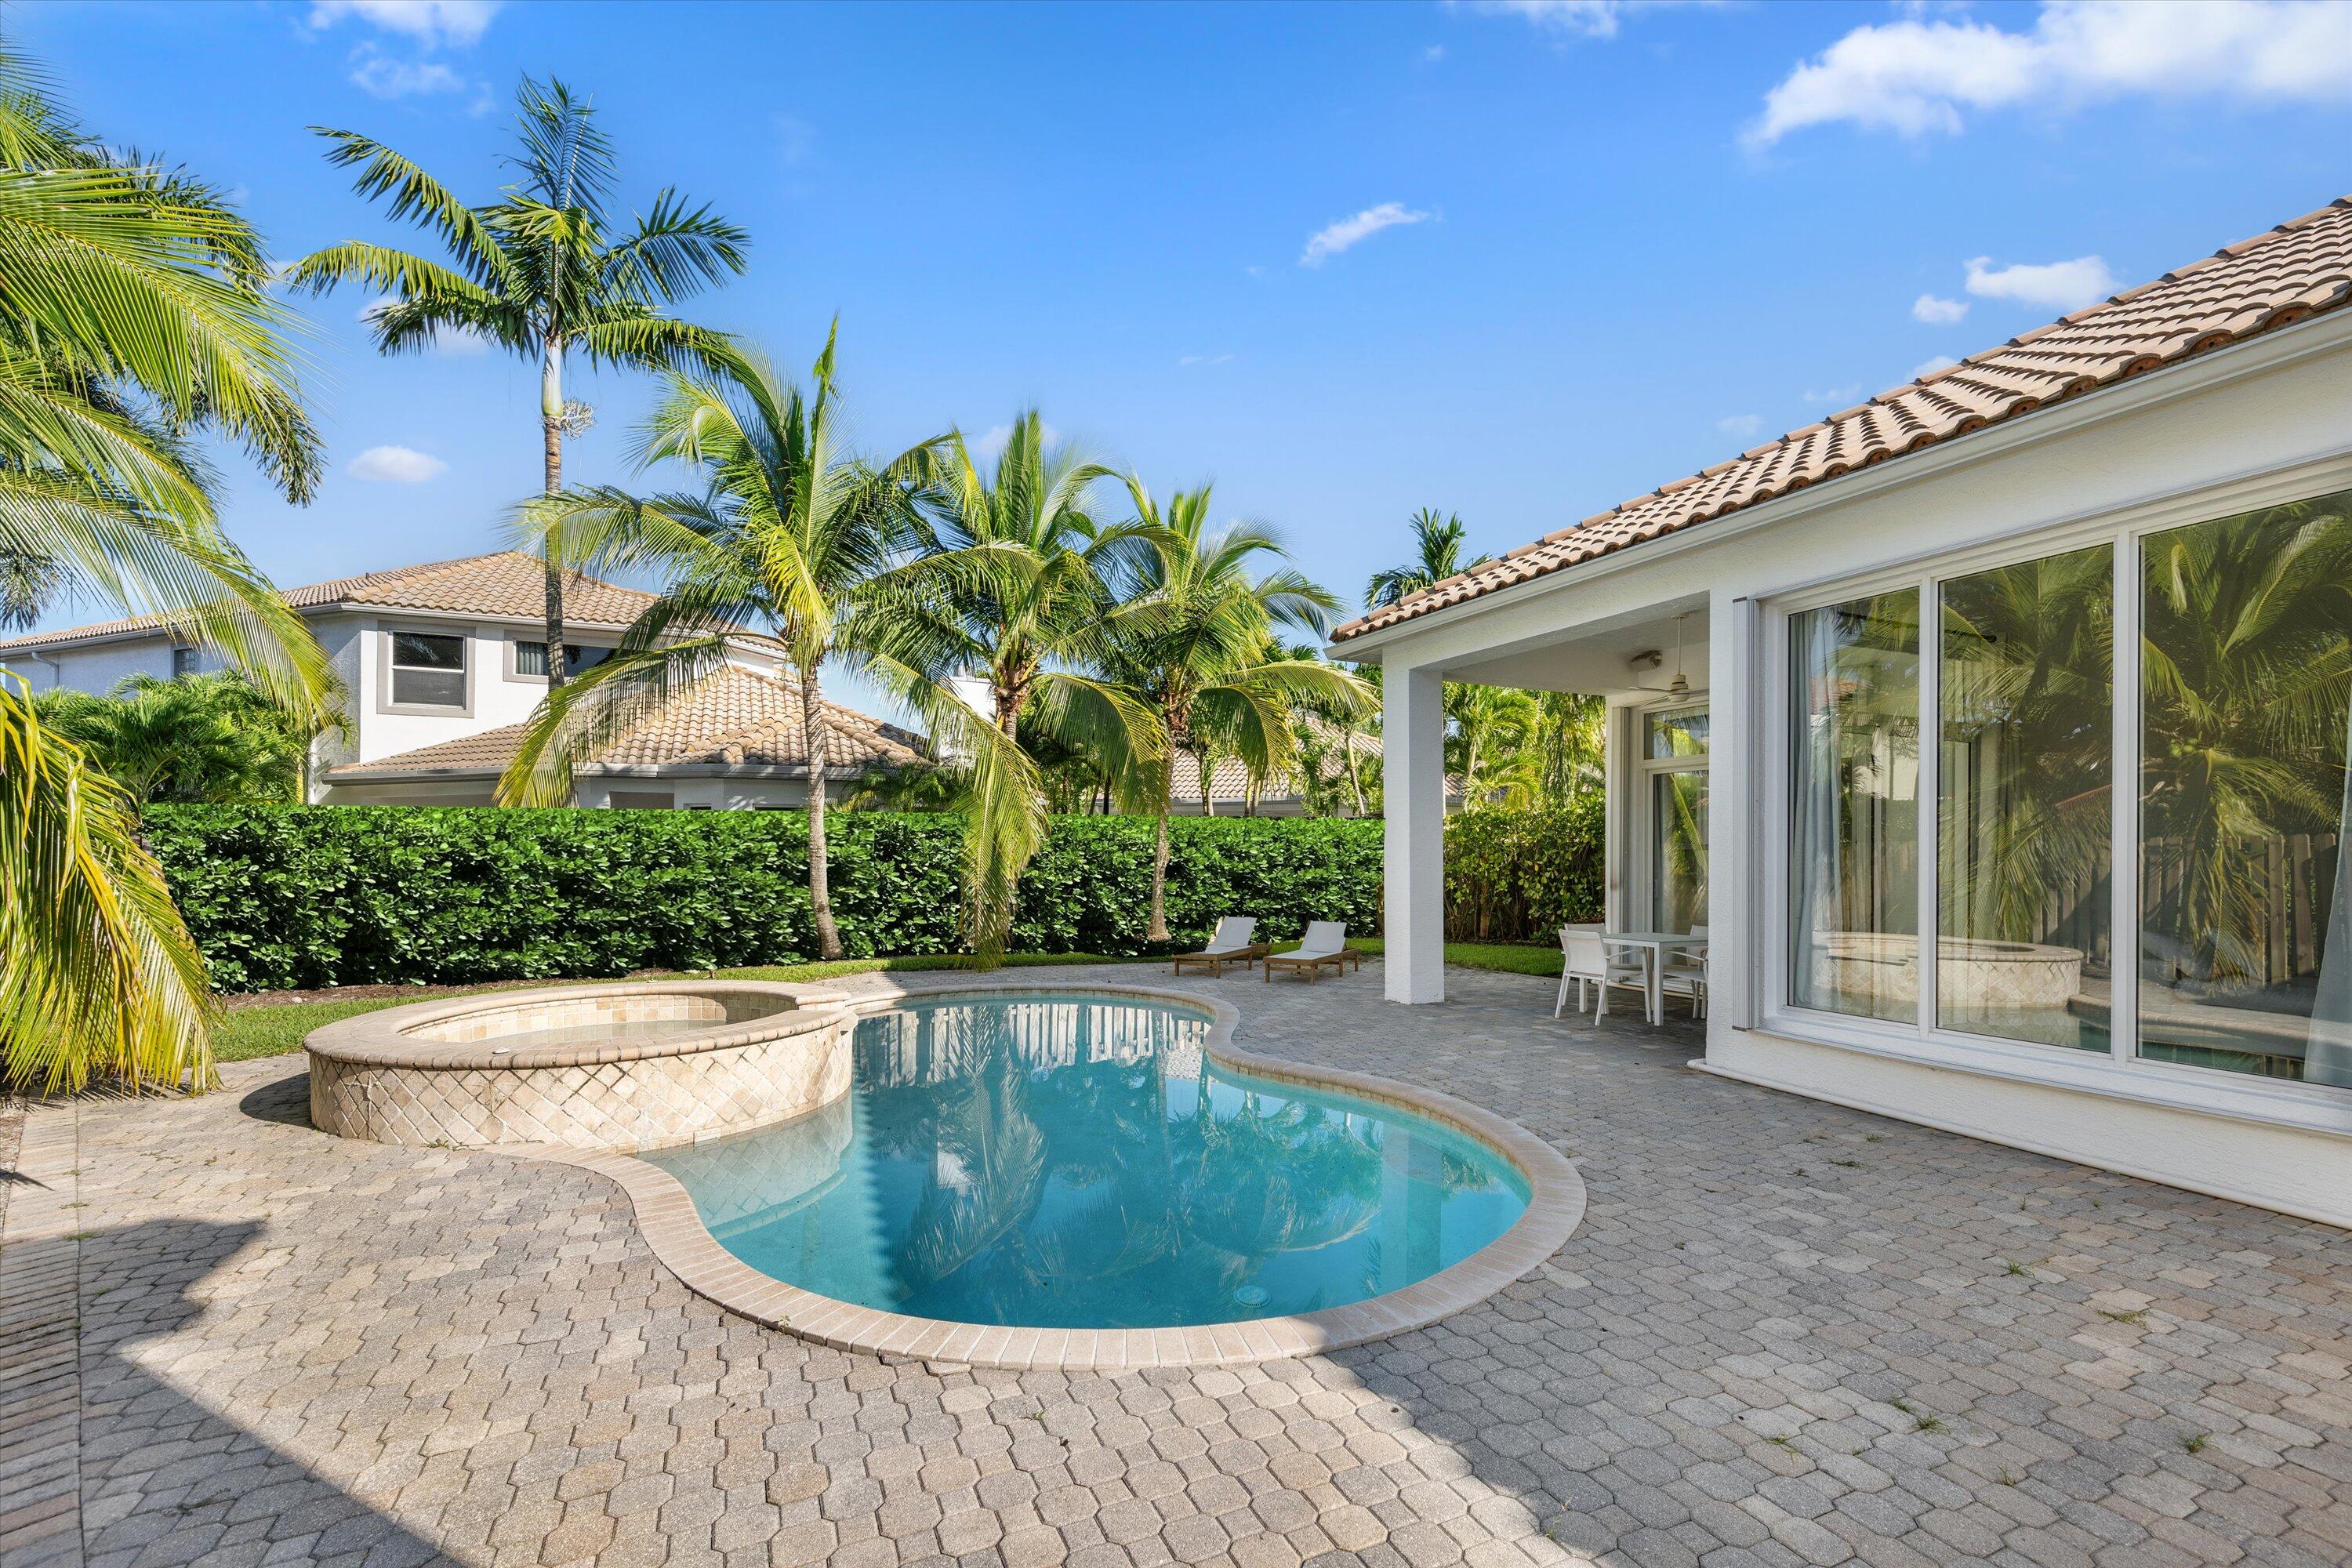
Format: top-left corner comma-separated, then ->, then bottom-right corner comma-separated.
303,982 -> 855,1151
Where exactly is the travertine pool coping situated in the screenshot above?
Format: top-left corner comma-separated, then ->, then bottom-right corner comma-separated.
511,971 -> 1587,1370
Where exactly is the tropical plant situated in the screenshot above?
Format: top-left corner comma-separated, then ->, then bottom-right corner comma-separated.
499,329 -> 1040,962
36,671 -> 321,804
1365,506 -> 1489,611
1529,691 -> 1605,806
1444,681 -> 1538,808
1103,479 -> 1369,940
0,40 -> 332,1092
290,75 -> 748,687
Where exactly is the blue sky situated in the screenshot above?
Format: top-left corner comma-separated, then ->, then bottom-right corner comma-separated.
21,0 -> 2352,705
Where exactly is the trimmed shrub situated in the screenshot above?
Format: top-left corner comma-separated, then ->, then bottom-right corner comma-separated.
143,806 -> 1389,992
1443,800 -> 1606,943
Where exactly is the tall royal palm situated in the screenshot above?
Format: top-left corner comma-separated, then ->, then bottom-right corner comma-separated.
1107,480 -> 1369,942
291,77 -> 747,686
0,42 -> 333,1093
499,331 -> 1040,962
1364,506 -> 1488,611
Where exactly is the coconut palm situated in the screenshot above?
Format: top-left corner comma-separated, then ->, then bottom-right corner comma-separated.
1364,506 -> 1488,611
290,76 -> 748,687
0,42 -> 332,1093
1105,480 -> 1370,942
499,329 -> 1042,962
861,408 -> 1162,850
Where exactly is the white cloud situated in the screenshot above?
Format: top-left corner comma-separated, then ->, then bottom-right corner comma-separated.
1423,44 -> 1448,62
1802,383 -> 1862,406
1717,413 -> 1763,439
1912,293 -> 1969,325
1458,1 -> 1646,39
1750,0 -> 2352,145
349,445 -> 447,483
1965,253 -> 2118,311
348,45 -> 466,98
308,0 -> 499,48
1912,354 -> 1960,378
1300,202 -> 1433,268
1178,353 -> 1235,368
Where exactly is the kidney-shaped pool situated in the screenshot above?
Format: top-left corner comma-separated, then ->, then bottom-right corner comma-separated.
644,991 -> 1532,1330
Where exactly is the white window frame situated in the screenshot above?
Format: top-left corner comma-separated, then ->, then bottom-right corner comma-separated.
1635,702 -> 1709,933
376,624 -> 474,716
1753,453 -> 2352,1137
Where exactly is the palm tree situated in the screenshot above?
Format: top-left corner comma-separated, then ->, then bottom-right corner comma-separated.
290,76 -> 748,687
870,408 -> 1158,768
1443,682 -> 1538,809
1529,691 -> 1605,806
37,672 -> 311,803
499,330 -> 1040,963
0,42 -> 333,1093
1105,480 -> 1370,942
1365,506 -> 1489,611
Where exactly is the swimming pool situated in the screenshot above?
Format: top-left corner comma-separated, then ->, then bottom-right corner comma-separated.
645,991 -> 1534,1331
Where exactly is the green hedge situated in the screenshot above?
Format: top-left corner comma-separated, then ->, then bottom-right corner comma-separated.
1443,800 -> 1606,944
144,801 -> 1604,992
144,807 -> 1388,992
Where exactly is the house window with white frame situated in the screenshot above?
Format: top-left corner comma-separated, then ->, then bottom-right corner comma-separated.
512,640 -> 612,679
1775,485 -> 2352,1092
387,630 -> 467,710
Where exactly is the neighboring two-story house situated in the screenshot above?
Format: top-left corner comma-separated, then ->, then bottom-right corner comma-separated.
0,550 -> 926,808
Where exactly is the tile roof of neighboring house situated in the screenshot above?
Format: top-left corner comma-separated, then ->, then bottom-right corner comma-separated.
1333,194 -> 2352,643
0,550 -> 763,655
1167,717 -> 1379,805
325,666 -> 926,782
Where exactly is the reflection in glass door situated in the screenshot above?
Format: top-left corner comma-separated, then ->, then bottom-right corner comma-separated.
1642,707 -> 1708,933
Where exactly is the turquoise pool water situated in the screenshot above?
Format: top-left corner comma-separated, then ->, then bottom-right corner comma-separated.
646,992 -> 1530,1330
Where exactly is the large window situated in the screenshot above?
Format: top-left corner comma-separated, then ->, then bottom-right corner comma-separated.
387,630 -> 466,709
1777,485 -> 2352,1098
1788,591 -> 1919,1022
2138,498 -> 2352,1084
514,640 -> 612,679
1938,545 -> 2112,1052
1644,708 -> 1708,934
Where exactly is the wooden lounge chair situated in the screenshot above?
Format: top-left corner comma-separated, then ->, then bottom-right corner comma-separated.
1264,921 -> 1363,982
1171,916 -> 1269,976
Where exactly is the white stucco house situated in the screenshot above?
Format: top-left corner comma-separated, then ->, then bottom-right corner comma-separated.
0,550 -> 926,808
1332,194 -> 2352,1229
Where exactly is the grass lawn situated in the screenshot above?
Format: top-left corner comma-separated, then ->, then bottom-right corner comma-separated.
1341,937 -> 1561,977
212,941 -> 1563,1062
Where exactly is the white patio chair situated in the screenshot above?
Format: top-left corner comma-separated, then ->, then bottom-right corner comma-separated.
1659,935 -> 1708,1018
1556,928 -> 1647,1022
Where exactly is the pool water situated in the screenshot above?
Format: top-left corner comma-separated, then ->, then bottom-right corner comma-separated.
646,992 -> 1530,1330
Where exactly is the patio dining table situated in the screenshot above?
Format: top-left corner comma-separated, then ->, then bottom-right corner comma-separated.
1600,931 -> 1708,1026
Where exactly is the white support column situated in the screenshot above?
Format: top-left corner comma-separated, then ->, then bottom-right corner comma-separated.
1705,588 -> 1758,1047
1382,662 -> 1447,1004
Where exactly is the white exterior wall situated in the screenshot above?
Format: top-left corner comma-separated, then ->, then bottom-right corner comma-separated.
4,636 -> 179,694
1359,313 -> 2352,1228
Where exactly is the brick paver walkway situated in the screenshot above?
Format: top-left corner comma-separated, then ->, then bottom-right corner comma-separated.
2,963 -> 2348,1568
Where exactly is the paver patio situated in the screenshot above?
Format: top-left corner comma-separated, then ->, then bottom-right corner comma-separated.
2,962 -> 2348,1568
